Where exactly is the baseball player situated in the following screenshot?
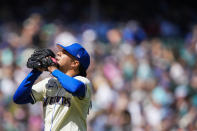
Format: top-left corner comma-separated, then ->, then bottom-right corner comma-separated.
13,43 -> 92,131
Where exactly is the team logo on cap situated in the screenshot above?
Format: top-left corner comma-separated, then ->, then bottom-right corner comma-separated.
76,48 -> 85,59
77,54 -> 81,58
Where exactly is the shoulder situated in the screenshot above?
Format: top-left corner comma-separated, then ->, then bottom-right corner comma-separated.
41,77 -> 52,83
74,76 -> 91,85
74,76 -> 92,99
35,77 -> 53,85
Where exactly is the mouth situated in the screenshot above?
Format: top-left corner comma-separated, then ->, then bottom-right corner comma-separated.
55,58 -> 60,65
54,58 -> 60,69
55,57 -> 59,61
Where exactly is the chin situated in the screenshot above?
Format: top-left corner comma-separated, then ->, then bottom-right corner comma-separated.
56,61 -> 61,66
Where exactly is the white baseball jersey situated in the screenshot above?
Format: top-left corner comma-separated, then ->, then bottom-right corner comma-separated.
30,76 -> 92,131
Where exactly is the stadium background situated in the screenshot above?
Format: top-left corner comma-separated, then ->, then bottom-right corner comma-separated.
0,0 -> 197,130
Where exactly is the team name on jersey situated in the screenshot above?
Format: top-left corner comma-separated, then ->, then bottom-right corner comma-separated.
43,96 -> 71,107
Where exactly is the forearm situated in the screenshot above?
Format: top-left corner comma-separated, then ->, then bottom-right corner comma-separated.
13,69 -> 42,104
51,69 -> 85,97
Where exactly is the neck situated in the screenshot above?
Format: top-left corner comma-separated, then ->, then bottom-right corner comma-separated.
66,71 -> 77,77
59,66 -> 79,77
61,69 -> 79,77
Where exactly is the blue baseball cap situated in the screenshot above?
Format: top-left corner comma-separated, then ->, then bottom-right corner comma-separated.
57,43 -> 90,70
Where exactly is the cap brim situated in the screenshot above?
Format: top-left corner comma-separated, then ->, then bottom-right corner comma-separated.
56,43 -> 77,60
56,43 -> 65,50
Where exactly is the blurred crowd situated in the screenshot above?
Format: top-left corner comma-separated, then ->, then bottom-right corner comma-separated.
1,13 -> 197,131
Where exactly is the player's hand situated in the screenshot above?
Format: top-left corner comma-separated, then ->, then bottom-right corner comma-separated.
27,48 -> 58,70
47,66 -> 58,73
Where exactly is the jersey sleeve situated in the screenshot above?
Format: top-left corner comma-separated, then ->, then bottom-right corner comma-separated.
73,76 -> 92,116
74,76 -> 92,99
31,78 -> 50,103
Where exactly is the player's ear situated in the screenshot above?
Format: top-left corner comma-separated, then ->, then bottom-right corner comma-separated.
71,60 -> 80,69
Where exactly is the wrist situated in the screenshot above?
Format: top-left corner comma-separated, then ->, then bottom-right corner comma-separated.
48,66 -> 58,73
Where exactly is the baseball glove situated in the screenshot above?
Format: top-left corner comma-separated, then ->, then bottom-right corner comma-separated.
27,48 -> 58,70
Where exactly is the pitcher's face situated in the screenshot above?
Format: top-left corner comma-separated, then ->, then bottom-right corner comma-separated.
56,49 -> 79,72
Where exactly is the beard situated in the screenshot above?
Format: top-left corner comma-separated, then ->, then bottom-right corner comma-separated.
57,64 -> 70,74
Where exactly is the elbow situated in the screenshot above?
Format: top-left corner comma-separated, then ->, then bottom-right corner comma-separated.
72,82 -> 84,93
13,96 -> 18,104
72,83 -> 86,97
13,94 -> 21,104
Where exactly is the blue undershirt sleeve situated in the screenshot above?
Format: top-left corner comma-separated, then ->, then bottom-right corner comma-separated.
13,69 -> 42,104
51,69 -> 86,97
